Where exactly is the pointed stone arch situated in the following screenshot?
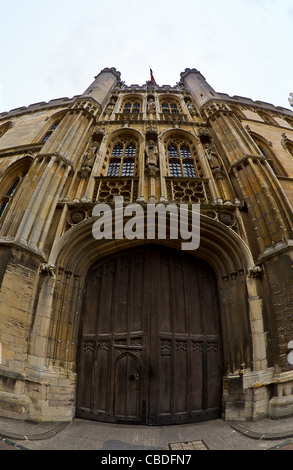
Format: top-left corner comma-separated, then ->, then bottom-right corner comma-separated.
37,208 -> 265,371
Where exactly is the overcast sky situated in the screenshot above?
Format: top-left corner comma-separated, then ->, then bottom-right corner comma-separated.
1,0 -> 292,113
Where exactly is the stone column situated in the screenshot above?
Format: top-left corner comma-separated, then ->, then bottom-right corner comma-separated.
246,272 -> 267,371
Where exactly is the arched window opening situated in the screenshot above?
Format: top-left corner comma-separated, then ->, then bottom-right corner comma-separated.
122,100 -> 142,114
168,145 -> 179,157
123,103 -> 131,113
132,103 -> 140,113
125,144 -> 136,157
167,142 -> 197,178
162,102 -> 179,114
107,140 -> 138,177
181,145 -> 192,158
111,144 -> 123,157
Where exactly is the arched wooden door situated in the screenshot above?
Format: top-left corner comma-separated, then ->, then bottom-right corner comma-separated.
76,245 -> 223,425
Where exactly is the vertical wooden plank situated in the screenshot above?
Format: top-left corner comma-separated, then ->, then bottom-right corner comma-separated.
172,255 -> 187,334
190,341 -> 204,411
77,340 -> 94,410
158,250 -> 172,333
159,339 -> 172,414
93,341 -> 111,412
112,256 -> 130,334
83,269 -> 101,335
129,252 -> 144,332
174,340 -> 188,413
114,354 -> 127,418
97,261 -> 115,335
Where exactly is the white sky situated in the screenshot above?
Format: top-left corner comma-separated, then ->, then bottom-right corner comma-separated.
1,0 -> 293,113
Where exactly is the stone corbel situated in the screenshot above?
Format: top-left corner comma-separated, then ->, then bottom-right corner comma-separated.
145,165 -> 159,178
78,166 -> 92,179
281,133 -> 290,149
39,263 -> 56,276
248,265 -> 263,278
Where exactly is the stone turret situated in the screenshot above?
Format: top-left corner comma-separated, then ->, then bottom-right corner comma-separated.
180,68 -> 220,108
82,67 -> 121,108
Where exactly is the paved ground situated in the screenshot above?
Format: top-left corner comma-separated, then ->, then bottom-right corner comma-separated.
1,415 -> 293,451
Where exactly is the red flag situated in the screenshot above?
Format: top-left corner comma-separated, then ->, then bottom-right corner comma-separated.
150,68 -> 157,85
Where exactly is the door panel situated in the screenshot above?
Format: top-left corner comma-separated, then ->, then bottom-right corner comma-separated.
114,353 -> 140,421
76,245 -> 222,424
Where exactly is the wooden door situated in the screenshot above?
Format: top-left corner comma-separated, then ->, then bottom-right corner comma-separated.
76,245 -> 222,424
114,353 -> 140,421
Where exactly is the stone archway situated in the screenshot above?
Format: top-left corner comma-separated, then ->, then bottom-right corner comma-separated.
24,210 -> 268,422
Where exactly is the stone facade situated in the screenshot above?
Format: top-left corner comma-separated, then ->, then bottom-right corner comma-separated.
1,67 -> 293,422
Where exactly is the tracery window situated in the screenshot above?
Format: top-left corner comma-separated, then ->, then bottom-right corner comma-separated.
122,100 -> 141,114
162,102 -> 179,114
167,142 -> 196,177
107,141 -> 137,177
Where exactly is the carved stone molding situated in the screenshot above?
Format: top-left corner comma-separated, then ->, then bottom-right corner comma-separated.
93,177 -> 138,203
166,178 -> 211,204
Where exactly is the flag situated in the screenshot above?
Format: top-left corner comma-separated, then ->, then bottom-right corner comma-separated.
150,68 -> 157,85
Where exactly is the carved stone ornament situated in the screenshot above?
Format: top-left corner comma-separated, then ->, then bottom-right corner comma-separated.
281,133 -> 290,149
145,140 -> 158,167
68,208 -> 86,225
39,263 -> 56,276
248,265 -> 263,278
147,101 -> 156,114
218,210 -> 235,226
145,165 -> 159,178
82,146 -> 97,168
78,166 -> 92,179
